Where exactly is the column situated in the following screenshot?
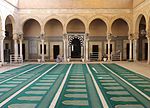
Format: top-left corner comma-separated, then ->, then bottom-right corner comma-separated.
0,36 -> 5,64
129,39 -> 133,61
83,34 -> 86,61
85,33 -> 89,61
63,34 -> 67,62
19,38 -> 23,59
41,39 -> 45,62
66,34 -> 70,62
13,34 -> 18,60
133,39 -> 137,62
107,33 -> 112,62
147,37 -> 150,64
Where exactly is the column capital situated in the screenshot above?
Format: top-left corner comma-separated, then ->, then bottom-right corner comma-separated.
39,33 -> 45,41
146,31 -> 150,40
13,33 -> 18,40
107,33 -> 112,41
63,33 -> 67,40
0,30 -> 5,38
133,32 -> 139,40
85,33 -> 89,41
128,33 -> 134,40
18,33 -> 24,41
147,36 -> 150,41
0,36 -> 5,40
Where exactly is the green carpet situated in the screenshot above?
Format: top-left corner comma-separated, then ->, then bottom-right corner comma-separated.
88,64 -> 150,108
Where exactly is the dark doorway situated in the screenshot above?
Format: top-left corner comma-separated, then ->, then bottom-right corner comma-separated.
145,43 -> 148,60
4,49 -> 10,62
91,45 -> 99,60
106,44 -> 112,54
71,38 -> 81,58
126,43 -> 129,60
92,45 -> 99,52
53,45 -> 59,59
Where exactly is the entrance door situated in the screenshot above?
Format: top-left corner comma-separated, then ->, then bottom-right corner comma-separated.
53,45 -> 59,59
71,38 -> 81,58
145,43 -> 148,60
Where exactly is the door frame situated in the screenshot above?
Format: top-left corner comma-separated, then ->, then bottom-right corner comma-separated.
50,41 -> 63,61
89,41 -> 102,61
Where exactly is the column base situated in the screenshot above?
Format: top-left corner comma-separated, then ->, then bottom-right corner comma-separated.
128,59 -> 134,62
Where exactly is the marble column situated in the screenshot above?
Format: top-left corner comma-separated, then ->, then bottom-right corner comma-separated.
13,34 -> 18,60
133,39 -> 138,62
0,36 -> 5,64
129,38 -> 133,61
107,34 -> 112,61
147,37 -> 150,64
41,39 -> 45,62
85,33 -> 89,61
19,38 -> 23,60
82,34 -> 85,61
63,34 -> 67,62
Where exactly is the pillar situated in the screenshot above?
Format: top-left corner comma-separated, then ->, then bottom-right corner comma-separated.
129,39 -> 133,61
13,33 -> 18,59
63,34 -> 67,62
19,38 -> 23,59
133,39 -> 138,62
41,39 -> 45,62
107,33 -> 112,61
147,37 -> 150,64
39,33 -> 45,62
85,33 -> 89,61
0,36 -> 5,64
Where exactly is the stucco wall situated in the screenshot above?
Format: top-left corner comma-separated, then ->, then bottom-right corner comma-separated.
133,0 -> 145,8
18,0 -> 132,9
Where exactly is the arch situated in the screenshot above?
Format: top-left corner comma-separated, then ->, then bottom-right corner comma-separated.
135,14 -> 147,61
44,18 -> 63,36
64,15 -> 87,33
110,16 -> 131,34
5,15 -> 15,34
43,15 -> 64,29
89,18 -> 107,36
111,18 -> 129,36
135,14 -> 148,33
23,19 -> 41,37
21,16 -> 42,33
66,19 -> 86,33
88,15 -> 109,33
